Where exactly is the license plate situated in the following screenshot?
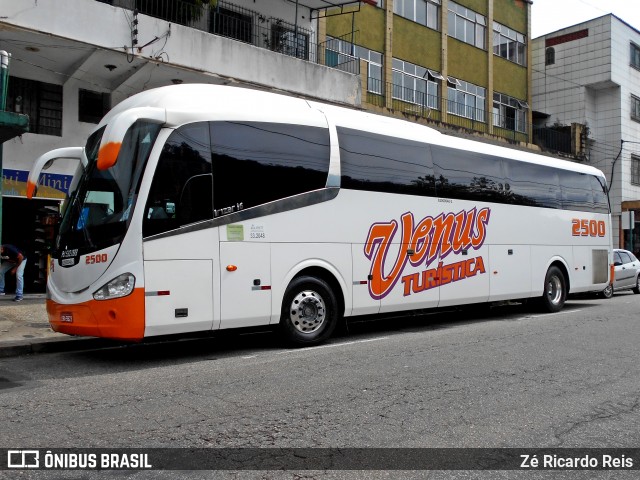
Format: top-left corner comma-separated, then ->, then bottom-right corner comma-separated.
60,312 -> 73,323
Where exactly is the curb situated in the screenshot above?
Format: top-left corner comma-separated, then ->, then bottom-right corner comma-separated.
0,336 -> 118,358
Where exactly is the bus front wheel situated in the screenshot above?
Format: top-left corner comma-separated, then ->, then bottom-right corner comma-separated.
540,266 -> 567,313
279,276 -> 338,346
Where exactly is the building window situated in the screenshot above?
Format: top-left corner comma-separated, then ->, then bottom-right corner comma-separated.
270,23 -> 309,59
545,47 -> 555,66
632,155 -> 640,186
210,7 -> 253,44
79,89 -> 110,124
392,58 -> 441,109
631,42 -> 640,70
633,95 -> 640,122
363,50 -> 384,95
493,22 -> 526,66
394,0 -> 440,31
326,37 -> 383,94
493,92 -> 528,133
447,1 -> 486,49
7,76 -> 62,136
447,77 -> 485,121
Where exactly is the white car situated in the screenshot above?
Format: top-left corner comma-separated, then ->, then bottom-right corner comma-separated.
602,249 -> 640,298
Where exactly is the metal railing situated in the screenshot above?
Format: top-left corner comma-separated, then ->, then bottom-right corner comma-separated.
532,126 -> 572,155
365,78 -> 530,143
106,0 -> 362,70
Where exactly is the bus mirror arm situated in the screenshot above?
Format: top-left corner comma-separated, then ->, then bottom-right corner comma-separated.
27,147 -> 85,199
97,107 -> 166,171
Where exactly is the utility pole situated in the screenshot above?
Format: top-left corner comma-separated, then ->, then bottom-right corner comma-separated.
0,50 -> 10,246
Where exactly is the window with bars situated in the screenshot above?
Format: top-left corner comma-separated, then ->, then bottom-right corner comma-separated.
446,77 -> 485,121
271,23 -> 309,59
79,89 -> 111,124
632,42 -> 640,70
7,76 -> 62,136
394,0 -> 440,31
493,92 -> 528,133
447,1 -> 486,49
632,95 -> 640,122
632,155 -> 640,186
493,21 -> 527,66
392,58 -> 441,109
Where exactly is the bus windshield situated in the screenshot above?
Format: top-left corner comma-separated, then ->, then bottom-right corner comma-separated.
55,121 -> 161,256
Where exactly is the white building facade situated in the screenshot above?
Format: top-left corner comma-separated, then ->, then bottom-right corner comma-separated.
532,15 -> 640,251
0,0 -> 362,292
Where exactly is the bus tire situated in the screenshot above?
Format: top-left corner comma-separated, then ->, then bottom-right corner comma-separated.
540,266 -> 567,313
279,276 -> 338,346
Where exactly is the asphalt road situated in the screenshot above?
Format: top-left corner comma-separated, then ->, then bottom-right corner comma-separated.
1,292 -> 639,480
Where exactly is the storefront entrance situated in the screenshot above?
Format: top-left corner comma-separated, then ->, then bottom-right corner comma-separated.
1,196 -> 60,294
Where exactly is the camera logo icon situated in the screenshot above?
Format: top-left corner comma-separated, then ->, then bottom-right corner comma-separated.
7,450 -> 39,468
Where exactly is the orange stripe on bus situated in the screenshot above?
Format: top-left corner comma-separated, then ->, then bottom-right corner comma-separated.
47,288 -> 145,341
97,142 -> 121,170
26,180 -> 37,199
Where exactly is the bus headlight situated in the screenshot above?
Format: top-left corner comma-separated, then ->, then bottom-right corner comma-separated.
93,273 -> 135,301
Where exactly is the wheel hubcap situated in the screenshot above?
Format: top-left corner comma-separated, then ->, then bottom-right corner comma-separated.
289,290 -> 326,334
547,276 -> 562,305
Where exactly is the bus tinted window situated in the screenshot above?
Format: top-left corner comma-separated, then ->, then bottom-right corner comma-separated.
559,170 -> 595,212
504,160 -> 562,209
338,127 -> 436,197
143,122 -> 213,237
431,146 -> 505,203
210,122 -> 330,215
591,175 -> 610,213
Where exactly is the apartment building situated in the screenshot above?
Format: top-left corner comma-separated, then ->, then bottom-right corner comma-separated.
532,15 -> 640,250
0,0 -> 362,291
323,0 -> 533,144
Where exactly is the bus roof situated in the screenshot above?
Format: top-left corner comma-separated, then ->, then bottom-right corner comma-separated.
101,84 -> 606,180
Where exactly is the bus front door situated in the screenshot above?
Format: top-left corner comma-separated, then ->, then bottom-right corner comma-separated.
142,232 -> 216,337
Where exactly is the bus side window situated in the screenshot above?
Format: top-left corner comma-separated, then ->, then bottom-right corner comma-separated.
210,121 -> 330,215
338,127 -> 436,197
178,174 -> 213,224
143,122 -> 212,238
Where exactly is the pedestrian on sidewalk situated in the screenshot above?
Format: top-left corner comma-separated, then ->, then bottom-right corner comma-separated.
0,244 -> 27,301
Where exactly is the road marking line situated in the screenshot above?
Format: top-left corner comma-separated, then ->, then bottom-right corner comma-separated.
524,309 -> 583,320
242,355 -> 258,359
276,336 -> 389,355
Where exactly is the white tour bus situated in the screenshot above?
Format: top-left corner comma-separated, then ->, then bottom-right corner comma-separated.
28,84 -> 612,346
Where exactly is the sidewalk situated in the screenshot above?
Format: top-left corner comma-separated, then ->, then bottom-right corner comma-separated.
0,294 -> 106,357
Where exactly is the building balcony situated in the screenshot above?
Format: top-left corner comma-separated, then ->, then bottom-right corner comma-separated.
364,79 -> 531,145
0,0 -> 361,105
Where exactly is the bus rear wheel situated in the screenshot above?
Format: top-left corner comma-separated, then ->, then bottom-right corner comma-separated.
279,276 -> 338,346
540,266 -> 567,313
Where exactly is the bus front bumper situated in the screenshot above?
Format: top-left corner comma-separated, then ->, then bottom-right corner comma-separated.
47,288 -> 145,341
